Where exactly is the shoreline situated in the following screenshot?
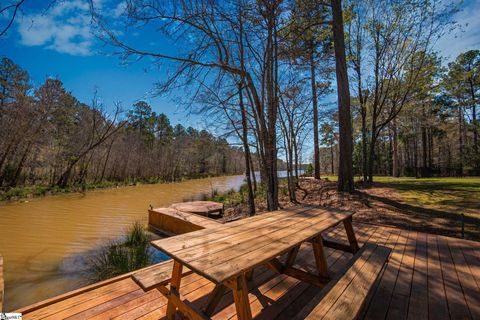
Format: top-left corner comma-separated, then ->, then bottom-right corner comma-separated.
0,173 -> 243,204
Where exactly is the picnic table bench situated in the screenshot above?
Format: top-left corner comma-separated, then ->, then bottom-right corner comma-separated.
295,243 -> 390,320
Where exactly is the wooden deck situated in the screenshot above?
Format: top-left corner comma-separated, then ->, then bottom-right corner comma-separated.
15,222 -> 480,319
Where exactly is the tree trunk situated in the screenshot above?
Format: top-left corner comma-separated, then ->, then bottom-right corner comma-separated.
470,80 -> 478,154
239,84 -> 255,216
367,132 -> 376,182
293,135 -> 299,179
392,119 -> 400,177
331,0 -> 354,192
100,138 -> 115,182
413,130 -> 419,177
263,5 -> 279,210
458,106 -> 464,176
249,153 -> 257,192
421,125 -> 428,176
361,106 -> 368,181
9,142 -> 32,187
330,145 -> 334,174
310,42 -> 320,180
238,7 -> 255,215
428,128 -> 433,169
58,162 -> 76,188
421,104 -> 428,177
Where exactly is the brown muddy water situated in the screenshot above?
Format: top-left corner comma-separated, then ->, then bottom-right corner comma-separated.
0,175 -> 245,310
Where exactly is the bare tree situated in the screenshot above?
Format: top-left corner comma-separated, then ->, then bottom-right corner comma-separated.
347,0 -> 457,182
0,0 -> 25,37
90,0 -> 285,210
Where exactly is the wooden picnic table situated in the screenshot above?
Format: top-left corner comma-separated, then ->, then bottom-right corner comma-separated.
169,201 -> 224,217
151,205 -> 359,320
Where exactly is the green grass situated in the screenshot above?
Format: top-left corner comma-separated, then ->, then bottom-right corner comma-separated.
321,175 -> 480,218
370,176 -> 480,217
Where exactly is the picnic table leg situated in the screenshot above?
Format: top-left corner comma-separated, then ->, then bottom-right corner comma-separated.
203,284 -> 226,316
246,268 -> 254,281
285,245 -> 300,267
166,260 -> 183,320
312,235 -> 330,279
343,216 -> 360,253
231,274 -> 253,320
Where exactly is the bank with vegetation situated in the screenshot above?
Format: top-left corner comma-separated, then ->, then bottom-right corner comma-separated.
0,174 -> 240,202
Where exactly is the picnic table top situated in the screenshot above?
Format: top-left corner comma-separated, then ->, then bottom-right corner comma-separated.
151,206 -> 353,284
169,201 -> 224,214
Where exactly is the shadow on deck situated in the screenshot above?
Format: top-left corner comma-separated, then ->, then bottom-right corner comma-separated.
14,221 -> 480,319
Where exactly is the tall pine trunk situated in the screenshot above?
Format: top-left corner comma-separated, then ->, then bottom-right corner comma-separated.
392,119 -> 400,177
330,145 -> 334,174
458,106 -> 464,176
310,42 -> 320,180
470,80 -> 478,154
331,0 -> 354,192
361,106 -> 368,181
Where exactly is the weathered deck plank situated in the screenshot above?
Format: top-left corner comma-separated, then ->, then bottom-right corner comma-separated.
363,228 -> 405,319
385,230 -> 417,320
406,231 -> 429,320
15,222 -> 480,320
426,232 -> 450,320
0,255 -> 4,312
446,236 -> 480,319
437,234 -> 473,319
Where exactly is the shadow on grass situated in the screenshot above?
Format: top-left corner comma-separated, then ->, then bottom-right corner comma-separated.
376,180 -> 480,194
356,190 -> 480,240
373,180 -> 480,212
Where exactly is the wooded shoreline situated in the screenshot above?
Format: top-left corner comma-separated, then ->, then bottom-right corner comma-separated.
0,173 -> 241,203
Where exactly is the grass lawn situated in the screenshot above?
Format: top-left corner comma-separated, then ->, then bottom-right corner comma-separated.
367,176 -> 480,218
323,175 -> 480,217
319,175 -> 480,239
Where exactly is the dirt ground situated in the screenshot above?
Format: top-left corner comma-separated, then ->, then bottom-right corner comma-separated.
222,178 -> 480,242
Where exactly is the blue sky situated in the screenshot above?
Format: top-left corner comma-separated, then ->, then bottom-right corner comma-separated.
0,0 -> 199,127
1,0 -> 479,131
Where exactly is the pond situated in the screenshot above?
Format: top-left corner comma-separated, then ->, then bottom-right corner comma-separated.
0,175 -> 247,310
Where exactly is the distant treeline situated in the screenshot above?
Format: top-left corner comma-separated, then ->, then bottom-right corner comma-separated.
318,50 -> 480,179
0,57 -> 246,194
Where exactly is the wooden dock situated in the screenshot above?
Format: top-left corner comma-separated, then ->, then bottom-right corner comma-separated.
14,222 -> 480,319
148,207 -> 222,236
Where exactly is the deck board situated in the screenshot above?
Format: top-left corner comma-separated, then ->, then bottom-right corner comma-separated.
406,231 -> 429,320
437,234 -> 473,319
461,246 -> 480,291
363,228 -> 405,319
427,233 -> 450,320
446,236 -> 480,318
385,230 -> 417,320
16,222 -> 480,320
